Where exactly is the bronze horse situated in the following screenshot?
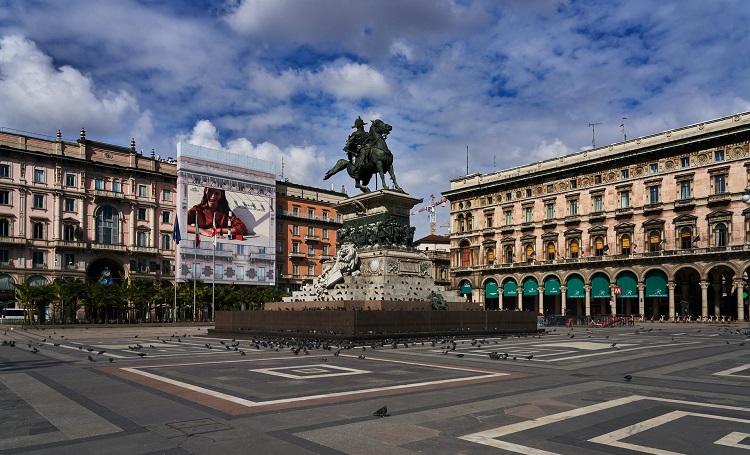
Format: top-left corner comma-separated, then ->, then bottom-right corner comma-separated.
324,119 -> 404,193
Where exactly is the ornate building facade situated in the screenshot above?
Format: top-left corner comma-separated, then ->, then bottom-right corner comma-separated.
445,112 -> 750,320
0,128 -> 177,309
275,181 -> 345,293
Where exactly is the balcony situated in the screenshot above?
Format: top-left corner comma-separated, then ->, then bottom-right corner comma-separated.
319,254 -> 334,261
674,198 -> 695,210
0,236 -> 26,245
131,245 -> 158,254
707,192 -> 731,206
615,207 -> 634,218
482,227 -> 495,237
289,252 -> 305,259
92,189 -> 125,201
90,243 -> 128,252
56,240 -> 87,249
304,235 -> 320,242
643,202 -> 663,215
280,211 -> 343,224
564,215 -> 581,226
32,263 -> 47,269
0,260 -> 13,267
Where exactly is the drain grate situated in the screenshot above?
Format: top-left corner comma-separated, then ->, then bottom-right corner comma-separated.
167,418 -> 232,436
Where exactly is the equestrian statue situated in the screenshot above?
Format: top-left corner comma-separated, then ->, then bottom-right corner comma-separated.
324,117 -> 404,193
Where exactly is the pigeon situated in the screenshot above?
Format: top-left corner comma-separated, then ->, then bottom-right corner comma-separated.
31,347 -> 39,354
611,343 -> 617,348
357,355 -> 366,359
624,374 -> 632,382
98,351 -> 106,355
109,358 -> 114,363
137,352 -> 147,357
456,353 -> 464,358
240,350 -> 246,355
373,406 -> 388,417
54,343 -> 61,347
88,355 -> 96,362
525,355 -> 533,360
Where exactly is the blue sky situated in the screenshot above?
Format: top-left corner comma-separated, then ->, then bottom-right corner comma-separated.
1,0 -> 749,237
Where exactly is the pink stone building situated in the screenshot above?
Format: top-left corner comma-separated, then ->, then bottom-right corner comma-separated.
445,112 -> 750,321
0,128 -> 177,309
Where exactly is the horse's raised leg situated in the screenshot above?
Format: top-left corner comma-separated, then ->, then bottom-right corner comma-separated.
355,179 -> 371,193
387,165 -> 404,192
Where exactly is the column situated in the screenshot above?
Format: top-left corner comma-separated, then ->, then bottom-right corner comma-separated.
668,281 -> 676,320
129,203 -> 136,247
700,281 -> 709,318
536,286 -> 543,314
52,192 -> 60,241
638,283 -> 645,316
735,280 -> 745,322
498,289 -> 504,310
584,285 -> 591,317
561,285 -> 567,315
713,281 -> 721,316
517,289 -> 523,311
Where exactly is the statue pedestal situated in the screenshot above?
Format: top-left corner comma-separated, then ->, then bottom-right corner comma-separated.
336,190 -> 422,226
281,190 -> 468,308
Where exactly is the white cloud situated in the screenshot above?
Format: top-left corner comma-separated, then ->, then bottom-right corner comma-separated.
0,34 -> 148,138
314,63 -> 390,99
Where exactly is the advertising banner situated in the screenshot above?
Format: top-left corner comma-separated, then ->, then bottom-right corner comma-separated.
175,143 -> 276,286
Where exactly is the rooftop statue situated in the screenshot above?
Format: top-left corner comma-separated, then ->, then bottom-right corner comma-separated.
324,117 -> 404,193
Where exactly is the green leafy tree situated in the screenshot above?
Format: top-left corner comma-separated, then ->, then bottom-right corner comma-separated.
13,282 -> 55,323
87,281 -> 124,323
126,278 -> 158,322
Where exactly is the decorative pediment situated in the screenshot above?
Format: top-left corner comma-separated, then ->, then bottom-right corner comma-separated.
642,218 -> 665,228
519,234 -> 537,242
588,224 -> 608,234
672,214 -> 698,226
706,209 -> 733,220
613,222 -> 635,231
500,236 -> 516,244
563,228 -> 582,237
541,230 -> 559,239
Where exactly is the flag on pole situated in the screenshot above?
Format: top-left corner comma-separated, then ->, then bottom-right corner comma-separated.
211,217 -> 218,246
603,245 -> 609,252
172,216 -> 181,245
661,238 -> 667,248
194,219 -> 200,247
693,235 -> 700,243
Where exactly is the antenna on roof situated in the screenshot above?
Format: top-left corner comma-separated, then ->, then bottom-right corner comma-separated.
588,122 -> 601,148
466,146 -> 469,175
621,117 -> 628,141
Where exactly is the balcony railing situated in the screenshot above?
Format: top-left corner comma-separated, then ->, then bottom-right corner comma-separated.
56,240 -> 87,249
289,252 -> 305,258
131,245 -> 158,254
280,211 -> 342,223
90,243 -> 127,252
0,236 -> 26,245
92,189 -> 125,200
304,235 -> 320,242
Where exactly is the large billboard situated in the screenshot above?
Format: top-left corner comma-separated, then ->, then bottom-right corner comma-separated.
175,143 -> 275,286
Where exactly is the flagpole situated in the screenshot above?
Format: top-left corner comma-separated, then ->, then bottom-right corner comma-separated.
212,217 -> 216,323
193,218 -> 197,322
172,216 -> 181,323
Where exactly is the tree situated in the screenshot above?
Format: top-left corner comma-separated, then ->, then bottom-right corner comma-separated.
13,282 -> 55,324
125,278 -> 158,322
87,281 -> 124,323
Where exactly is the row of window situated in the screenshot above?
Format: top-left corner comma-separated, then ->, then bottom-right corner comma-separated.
457,175 -> 728,231
0,164 -> 173,201
1,191 -> 175,222
279,204 -> 333,221
289,242 -> 331,256
459,225 -> 733,266
280,223 -> 331,238
457,152 -> 729,210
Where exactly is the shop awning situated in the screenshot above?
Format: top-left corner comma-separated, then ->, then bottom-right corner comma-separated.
523,278 -> 539,296
485,281 -> 499,298
544,277 -> 561,295
591,274 -> 611,298
503,280 -> 518,297
616,272 -> 638,299
645,271 -> 667,298
567,276 -> 585,298
460,281 -> 473,294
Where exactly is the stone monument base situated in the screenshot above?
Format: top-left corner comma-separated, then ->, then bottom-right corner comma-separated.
266,299 -> 479,311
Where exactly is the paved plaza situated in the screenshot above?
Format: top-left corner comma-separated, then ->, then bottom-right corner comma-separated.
1,321 -> 750,454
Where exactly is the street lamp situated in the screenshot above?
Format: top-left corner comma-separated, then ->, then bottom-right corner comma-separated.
742,187 -> 750,204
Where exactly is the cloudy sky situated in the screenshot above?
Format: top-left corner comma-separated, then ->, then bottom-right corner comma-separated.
2,0 -> 749,237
